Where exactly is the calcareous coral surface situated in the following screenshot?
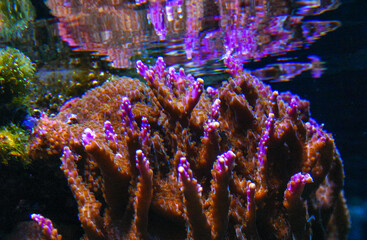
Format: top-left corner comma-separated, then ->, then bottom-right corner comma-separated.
29,56 -> 349,239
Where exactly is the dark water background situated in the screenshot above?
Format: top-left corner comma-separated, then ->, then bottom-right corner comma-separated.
271,0 -> 367,238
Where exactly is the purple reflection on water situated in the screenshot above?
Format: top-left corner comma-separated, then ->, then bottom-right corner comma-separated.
46,0 -> 340,80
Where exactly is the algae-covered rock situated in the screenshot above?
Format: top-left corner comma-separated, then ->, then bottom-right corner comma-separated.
0,0 -> 35,41
0,46 -> 35,105
0,123 -> 30,166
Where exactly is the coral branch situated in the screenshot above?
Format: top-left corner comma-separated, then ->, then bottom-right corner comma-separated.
131,150 -> 153,239
60,147 -> 104,239
224,55 -> 243,77
120,97 -> 136,131
140,117 -> 151,150
178,157 -> 211,240
258,112 -> 275,180
136,58 -> 204,124
84,139 -> 131,220
184,77 -> 204,115
30,213 -> 62,240
210,99 -> 221,120
245,183 -> 259,239
283,172 -> 313,240
119,97 -> 140,175
210,150 -> 236,240
103,120 -> 118,152
198,99 -> 222,173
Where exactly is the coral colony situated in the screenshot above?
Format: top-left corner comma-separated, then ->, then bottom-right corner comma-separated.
29,56 -> 349,239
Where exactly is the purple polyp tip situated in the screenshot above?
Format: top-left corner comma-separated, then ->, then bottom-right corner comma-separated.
223,150 -> 236,167
104,120 -> 118,145
247,183 -> 256,210
258,113 -> 275,166
178,157 -> 191,181
177,157 -> 202,193
31,213 -> 41,222
135,0 -> 146,5
287,98 -> 299,117
191,78 -> 204,99
136,60 -> 148,78
270,91 -> 278,102
179,68 -> 186,79
62,146 -> 71,158
82,128 -> 96,146
224,55 -> 243,76
31,213 -> 53,236
152,56 -> 166,78
288,172 -> 313,195
204,121 -> 219,138
216,150 -> 236,173
206,87 -> 218,98
140,117 -> 150,144
266,113 -> 275,129
121,97 -> 135,130
104,120 -> 111,128
210,99 -> 221,120
122,97 -> 131,109
168,67 -> 177,82
156,56 -> 165,67
136,149 -> 150,175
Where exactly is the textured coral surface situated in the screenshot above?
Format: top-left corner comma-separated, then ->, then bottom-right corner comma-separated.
30,57 -> 349,239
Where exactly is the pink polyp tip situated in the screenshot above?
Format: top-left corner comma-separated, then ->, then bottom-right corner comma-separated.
120,97 -> 135,129
81,128 -> 96,146
178,157 -> 191,181
247,183 -> 256,209
140,117 -> 151,143
31,213 -> 53,237
31,213 -> 41,222
62,146 -> 72,158
216,150 -> 236,173
288,172 -> 313,195
156,56 -> 165,66
204,121 -> 219,138
270,91 -> 278,102
210,99 -> 221,120
136,60 -> 148,77
287,98 -> 299,117
191,78 -> 204,99
122,97 -> 131,108
104,120 -> 118,145
136,149 -> 150,175
206,87 -> 218,97
266,113 -> 275,128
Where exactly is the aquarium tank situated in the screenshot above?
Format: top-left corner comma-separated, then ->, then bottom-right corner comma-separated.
0,0 -> 366,239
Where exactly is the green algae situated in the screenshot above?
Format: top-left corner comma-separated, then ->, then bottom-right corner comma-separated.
0,0 -> 36,41
0,46 -> 35,106
0,123 -> 30,166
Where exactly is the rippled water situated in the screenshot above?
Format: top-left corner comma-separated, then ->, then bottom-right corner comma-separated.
41,0 -> 341,81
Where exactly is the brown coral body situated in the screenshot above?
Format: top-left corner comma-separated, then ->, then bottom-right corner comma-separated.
30,65 -> 349,239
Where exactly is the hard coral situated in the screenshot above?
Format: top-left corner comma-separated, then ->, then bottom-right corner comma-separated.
30,57 -> 349,239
